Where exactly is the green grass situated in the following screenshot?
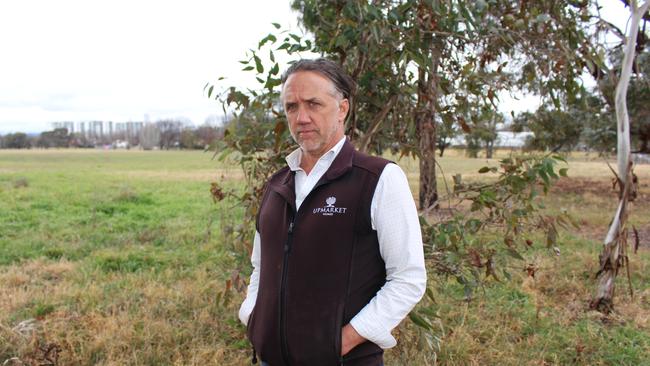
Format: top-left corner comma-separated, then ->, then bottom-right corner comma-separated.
1,148 -> 649,365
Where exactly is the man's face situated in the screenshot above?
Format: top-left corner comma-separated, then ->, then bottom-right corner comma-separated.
281,71 -> 349,159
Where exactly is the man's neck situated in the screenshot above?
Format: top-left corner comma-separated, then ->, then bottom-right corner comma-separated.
299,152 -> 319,175
293,136 -> 346,175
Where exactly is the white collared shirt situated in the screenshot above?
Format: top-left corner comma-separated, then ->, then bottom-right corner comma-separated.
238,136 -> 426,349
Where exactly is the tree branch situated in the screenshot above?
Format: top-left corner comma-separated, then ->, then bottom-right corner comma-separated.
619,0 -> 650,22
357,94 -> 399,152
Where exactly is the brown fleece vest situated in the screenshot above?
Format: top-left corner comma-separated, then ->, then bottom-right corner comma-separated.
247,140 -> 389,366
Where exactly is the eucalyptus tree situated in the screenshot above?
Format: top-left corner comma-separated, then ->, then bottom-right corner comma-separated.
289,0 -> 601,208
208,3 -> 603,357
591,0 -> 650,313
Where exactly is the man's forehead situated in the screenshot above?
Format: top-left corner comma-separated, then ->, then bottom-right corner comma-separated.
281,71 -> 339,101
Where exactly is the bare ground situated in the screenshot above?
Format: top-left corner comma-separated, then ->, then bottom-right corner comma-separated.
551,177 -> 650,249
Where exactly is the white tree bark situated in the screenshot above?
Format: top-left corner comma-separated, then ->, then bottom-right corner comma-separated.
592,0 -> 649,313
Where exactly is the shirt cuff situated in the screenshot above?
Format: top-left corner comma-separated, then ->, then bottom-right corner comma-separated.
238,297 -> 254,325
349,311 -> 397,349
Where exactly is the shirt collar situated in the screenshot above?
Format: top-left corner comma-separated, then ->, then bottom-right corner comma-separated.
286,136 -> 347,172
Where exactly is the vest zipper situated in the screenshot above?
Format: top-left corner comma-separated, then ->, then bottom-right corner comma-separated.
280,218 -> 295,365
278,178 -> 330,364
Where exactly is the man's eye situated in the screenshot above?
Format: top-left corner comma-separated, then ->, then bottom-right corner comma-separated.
286,104 -> 297,111
309,101 -> 319,107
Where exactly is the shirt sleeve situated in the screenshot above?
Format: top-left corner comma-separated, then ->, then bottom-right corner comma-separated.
238,230 -> 261,325
348,163 -> 427,349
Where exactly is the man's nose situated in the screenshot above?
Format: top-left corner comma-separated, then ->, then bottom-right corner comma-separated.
296,105 -> 310,123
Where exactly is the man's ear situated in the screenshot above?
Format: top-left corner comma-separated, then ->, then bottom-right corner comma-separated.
338,98 -> 350,123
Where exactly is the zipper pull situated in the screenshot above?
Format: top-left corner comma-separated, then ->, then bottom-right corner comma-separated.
288,222 -> 294,234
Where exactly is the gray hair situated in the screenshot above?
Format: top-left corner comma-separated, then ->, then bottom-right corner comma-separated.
280,58 -> 355,100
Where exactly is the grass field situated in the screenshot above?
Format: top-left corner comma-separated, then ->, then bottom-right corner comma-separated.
1,148 -> 649,365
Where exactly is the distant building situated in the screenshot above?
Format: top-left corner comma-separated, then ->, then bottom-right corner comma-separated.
51,121 -> 75,134
50,121 -> 143,140
496,131 -> 534,148
450,131 -> 533,148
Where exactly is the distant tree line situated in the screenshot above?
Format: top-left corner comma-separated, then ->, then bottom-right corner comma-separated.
0,120 -> 226,150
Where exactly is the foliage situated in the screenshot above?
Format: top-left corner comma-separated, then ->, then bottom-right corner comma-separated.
206,0 -> 602,213
512,86 -> 615,153
407,154 -> 574,358
465,108 -> 503,158
436,115 -> 459,157
183,125 -> 224,150
156,120 -> 187,150
291,0 -> 599,144
1,133 -> 32,149
36,128 -> 72,148
426,154 -> 570,289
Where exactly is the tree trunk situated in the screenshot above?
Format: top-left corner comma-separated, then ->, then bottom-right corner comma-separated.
416,4 -> 440,210
591,0 -> 649,313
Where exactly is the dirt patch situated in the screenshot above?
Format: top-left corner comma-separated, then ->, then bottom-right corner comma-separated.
577,224 -> 650,250
551,177 -> 615,196
552,177 -> 650,203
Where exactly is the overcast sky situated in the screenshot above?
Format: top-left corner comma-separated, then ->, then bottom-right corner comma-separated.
0,0 -> 632,134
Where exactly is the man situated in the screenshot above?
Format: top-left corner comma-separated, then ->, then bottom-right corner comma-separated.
239,58 -> 426,366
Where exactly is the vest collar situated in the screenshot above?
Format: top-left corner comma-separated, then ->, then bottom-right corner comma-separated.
271,139 -> 355,212
324,138 -> 354,181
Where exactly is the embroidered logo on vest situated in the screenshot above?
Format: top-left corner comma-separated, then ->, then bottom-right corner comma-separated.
313,196 -> 347,216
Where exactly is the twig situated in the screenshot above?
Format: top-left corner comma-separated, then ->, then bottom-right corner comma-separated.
433,158 -> 453,211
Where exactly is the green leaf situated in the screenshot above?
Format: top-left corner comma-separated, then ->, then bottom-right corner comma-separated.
254,55 -> 264,73
264,77 -> 281,89
409,312 -> 432,330
269,50 -> 275,63
559,168 -> 568,177
207,85 -> 214,98
270,63 -> 279,76
552,154 -> 567,163
271,22 -> 281,29
258,34 -> 277,49
242,66 -> 255,71
478,166 -> 490,173
289,33 -> 301,42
